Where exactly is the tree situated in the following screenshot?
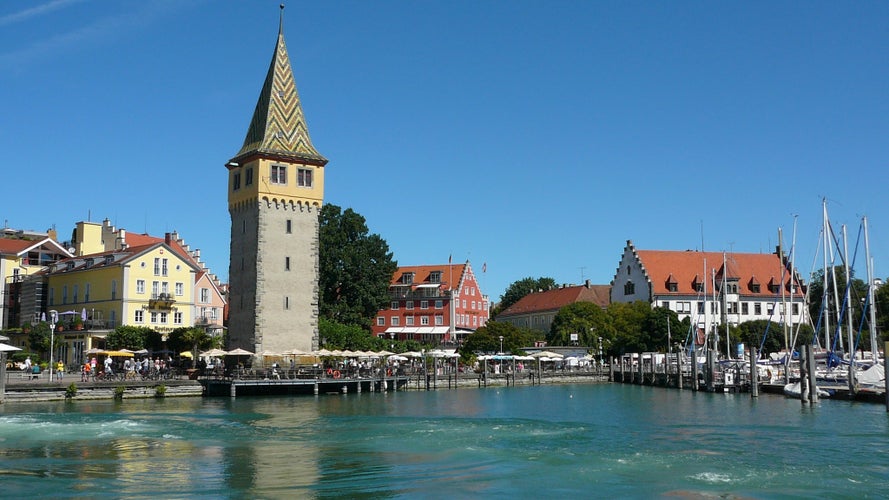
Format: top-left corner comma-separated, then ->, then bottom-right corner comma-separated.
319,204 -> 398,328
640,307 -> 683,353
27,321 -> 54,361
548,302 -> 611,348
106,326 -> 154,350
808,266 -> 868,332
606,301 -> 651,354
319,318 -> 421,353
168,327 -> 218,360
459,321 -> 536,359
494,276 -> 557,316
875,280 -> 889,341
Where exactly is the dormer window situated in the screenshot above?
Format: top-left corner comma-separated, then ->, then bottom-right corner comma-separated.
66,261 -> 75,271
105,255 -> 114,265
400,272 -> 415,284
666,274 -> 678,293
429,271 -> 441,283
85,258 -> 94,267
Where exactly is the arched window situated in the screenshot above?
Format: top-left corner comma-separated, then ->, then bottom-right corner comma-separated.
624,281 -> 635,295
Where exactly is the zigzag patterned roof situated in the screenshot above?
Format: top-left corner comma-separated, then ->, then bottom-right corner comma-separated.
234,8 -> 326,165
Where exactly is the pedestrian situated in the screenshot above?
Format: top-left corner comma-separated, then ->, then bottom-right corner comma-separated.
90,356 -> 97,375
56,360 -> 65,381
82,361 -> 91,382
23,356 -> 32,373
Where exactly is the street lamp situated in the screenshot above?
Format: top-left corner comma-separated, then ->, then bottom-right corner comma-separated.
498,336 -> 504,355
48,310 -> 58,381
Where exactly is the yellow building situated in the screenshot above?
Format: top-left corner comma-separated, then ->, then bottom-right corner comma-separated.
37,241 -> 199,366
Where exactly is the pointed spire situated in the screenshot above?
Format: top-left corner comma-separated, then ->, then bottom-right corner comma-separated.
235,4 -> 327,165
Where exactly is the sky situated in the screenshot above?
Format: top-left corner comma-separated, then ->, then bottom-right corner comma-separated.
2,0 -> 887,303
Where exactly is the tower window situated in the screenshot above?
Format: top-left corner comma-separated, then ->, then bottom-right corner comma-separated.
285,256 -> 291,271
245,167 -> 254,186
298,168 -> 313,187
284,296 -> 290,310
286,219 -> 292,233
271,165 -> 287,184
233,172 -> 241,191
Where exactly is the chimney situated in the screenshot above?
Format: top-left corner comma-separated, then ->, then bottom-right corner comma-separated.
165,232 -> 172,245
585,279 -> 591,288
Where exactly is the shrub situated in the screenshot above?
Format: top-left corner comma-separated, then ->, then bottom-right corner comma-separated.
113,386 -> 125,400
154,384 -> 167,398
65,383 -> 77,399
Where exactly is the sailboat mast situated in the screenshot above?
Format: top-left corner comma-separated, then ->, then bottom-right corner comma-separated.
822,199 -> 832,350
779,227 -> 789,354
723,251 -> 730,359
863,216 -> 878,363
842,224 -> 856,391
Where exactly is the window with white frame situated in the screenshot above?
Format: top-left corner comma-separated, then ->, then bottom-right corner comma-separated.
392,317 -> 400,326
175,282 -> 184,296
161,258 -> 168,276
406,301 -> 414,310
135,310 -> 144,323
150,312 -> 158,323
377,316 -> 385,326
200,288 -> 210,303
159,312 -> 168,324
434,315 -> 443,325
174,311 -> 183,324
162,282 -> 169,295
137,280 -> 145,294
391,301 -> 399,310
298,168 -> 313,187
152,281 -> 159,297
271,164 -> 287,184
420,300 -> 428,309
435,300 -> 442,309
406,316 -> 414,326
420,316 -> 429,326
154,258 -> 160,275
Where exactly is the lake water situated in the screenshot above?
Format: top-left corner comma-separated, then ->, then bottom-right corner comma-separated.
1,383 -> 888,498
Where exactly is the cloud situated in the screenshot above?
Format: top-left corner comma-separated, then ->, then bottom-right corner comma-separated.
0,0 -> 198,72
0,0 -> 84,27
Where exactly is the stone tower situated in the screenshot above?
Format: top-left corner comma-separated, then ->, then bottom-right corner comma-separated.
226,6 -> 327,359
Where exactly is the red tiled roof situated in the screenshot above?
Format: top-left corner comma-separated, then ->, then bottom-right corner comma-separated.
124,233 -> 200,269
499,284 -> 611,317
389,264 -> 466,291
0,239 -> 35,254
634,249 -> 800,297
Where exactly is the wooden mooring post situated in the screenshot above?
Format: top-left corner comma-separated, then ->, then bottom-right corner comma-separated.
749,346 -> 758,397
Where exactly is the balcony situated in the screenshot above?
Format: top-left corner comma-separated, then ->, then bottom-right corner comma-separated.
149,292 -> 176,309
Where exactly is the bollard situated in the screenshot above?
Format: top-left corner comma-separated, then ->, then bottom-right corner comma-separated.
750,346 -> 758,398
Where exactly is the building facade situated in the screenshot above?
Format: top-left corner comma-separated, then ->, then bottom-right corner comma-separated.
497,281 -> 610,335
610,240 -> 809,332
226,9 -> 327,357
1,231 -> 71,329
372,262 -> 489,345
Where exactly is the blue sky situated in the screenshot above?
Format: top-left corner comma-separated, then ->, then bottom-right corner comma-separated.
2,0 -> 887,302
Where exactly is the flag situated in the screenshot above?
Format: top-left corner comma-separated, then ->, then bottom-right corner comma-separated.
483,262 -> 487,273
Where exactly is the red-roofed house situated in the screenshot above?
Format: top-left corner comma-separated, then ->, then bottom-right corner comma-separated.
496,281 -> 611,334
1,232 -> 72,329
610,240 -> 809,334
371,261 -> 489,345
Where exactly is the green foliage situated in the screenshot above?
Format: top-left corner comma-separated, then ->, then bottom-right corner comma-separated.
459,321 -> 536,359
154,384 -> 167,398
65,383 -> 77,399
607,301 -> 652,354
548,302 -> 611,347
319,318 -> 421,352
113,386 -> 125,400
495,277 -> 557,316
808,267 -> 868,330
168,327 -> 217,358
27,322 -> 53,358
106,325 -> 154,350
877,282 -> 889,341
730,319 -> 815,355
319,204 -> 399,329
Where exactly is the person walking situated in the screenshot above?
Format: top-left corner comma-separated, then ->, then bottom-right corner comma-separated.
56,360 -> 65,381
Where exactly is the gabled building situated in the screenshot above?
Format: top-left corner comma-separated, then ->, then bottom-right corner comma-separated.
497,281 -> 610,335
1,230 -> 72,329
610,240 -> 809,333
372,261 -> 489,345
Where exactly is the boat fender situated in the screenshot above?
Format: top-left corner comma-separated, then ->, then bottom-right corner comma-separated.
333,370 -> 341,379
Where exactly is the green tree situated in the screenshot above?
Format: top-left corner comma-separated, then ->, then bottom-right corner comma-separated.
607,301 -> 651,354
494,276 -> 557,317
640,307 -> 683,353
27,321 -> 55,361
319,204 -> 398,328
459,321 -> 536,359
808,267 -> 868,332
319,318 -> 421,353
168,327 -> 217,360
548,302 -> 610,348
875,279 -> 889,341
106,325 -> 153,350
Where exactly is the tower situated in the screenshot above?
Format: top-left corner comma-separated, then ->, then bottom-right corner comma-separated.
226,6 -> 327,358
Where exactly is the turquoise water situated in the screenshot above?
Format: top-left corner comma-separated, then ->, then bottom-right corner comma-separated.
2,384 -> 888,498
